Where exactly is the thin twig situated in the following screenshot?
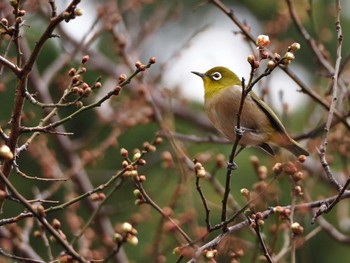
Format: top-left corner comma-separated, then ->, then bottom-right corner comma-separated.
318,0 -> 343,192
0,248 -> 44,263
252,218 -> 274,263
0,170 -> 87,262
194,159 -> 212,231
135,177 -> 194,244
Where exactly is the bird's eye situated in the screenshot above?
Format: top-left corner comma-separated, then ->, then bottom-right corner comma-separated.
211,72 -> 222,80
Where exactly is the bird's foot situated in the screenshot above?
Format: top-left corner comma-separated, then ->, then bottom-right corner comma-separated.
234,126 -> 244,137
226,161 -> 238,171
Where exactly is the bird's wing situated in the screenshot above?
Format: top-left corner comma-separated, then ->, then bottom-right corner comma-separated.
258,143 -> 275,156
249,92 -> 288,134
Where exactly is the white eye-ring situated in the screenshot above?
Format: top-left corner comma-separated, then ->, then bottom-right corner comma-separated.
211,72 -> 222,80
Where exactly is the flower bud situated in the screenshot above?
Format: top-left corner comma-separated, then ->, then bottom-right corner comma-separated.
293,185 -> 303,196
138,175 -> 146,182
68,68 -> 76,76
92,82 -> 100,90
273,53 -> 281,62
154,137 -> 163,145
256,35 -> 270,47
290,42 -> 301,51
130,170 -> 138,179
258,165 -> 268,180
52,218 -> 61,229
118,74 -> 127,83
197,168 -> 206,178
18,10 -> 26,17
240,188 -> 250,200
75,8 -> 83,16
132,152 -> 141,161
257,219 -> 264,226
291,222 -> 304,235
284,52 -> 295,61
0,145 -> 14,160
113,233 -> 122,243
120,148 -> 128,158
0,190 -> 7,202
121,222 -> 133,233
194,162 -> 203,170
267,60 -> 276,69
260,50 -> 269,59
292,171 -> 303,182
81,55 -> 89,64
298,155 -> 307,163
126,235 -> 138,246
273,206 -> 283,213
149,57 -> 156,64
133,189 -> 141,197
135,61 -> 145,70
247,55 -> 255,64
253,60 -> 260,69
1,18 -> 8,26
204,249 -> 217,259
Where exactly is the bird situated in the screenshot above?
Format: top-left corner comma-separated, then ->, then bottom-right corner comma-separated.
191,66 -> 309,157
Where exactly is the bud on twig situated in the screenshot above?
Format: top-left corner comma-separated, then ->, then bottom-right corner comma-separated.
0,145 -> 14,160
256,34 -> 270,47
289,42 -> 301,51
81,55 -> 89,64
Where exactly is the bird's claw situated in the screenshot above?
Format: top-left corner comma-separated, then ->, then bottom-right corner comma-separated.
226,161 -> 238,170
235,126 -> 244,137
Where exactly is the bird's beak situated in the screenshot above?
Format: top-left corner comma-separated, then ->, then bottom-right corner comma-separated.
191,71 -> 207,78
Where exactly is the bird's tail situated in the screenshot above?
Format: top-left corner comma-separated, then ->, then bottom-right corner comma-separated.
285,140 -> 309,157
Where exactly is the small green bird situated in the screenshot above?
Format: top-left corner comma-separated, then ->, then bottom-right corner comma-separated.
192,66 -> 309,157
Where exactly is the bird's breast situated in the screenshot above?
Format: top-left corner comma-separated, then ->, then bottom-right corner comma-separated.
204,88 -> 271,146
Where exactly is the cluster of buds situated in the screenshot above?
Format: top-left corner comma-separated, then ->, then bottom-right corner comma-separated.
90,192 -> 106,201
68,55 -> 98,99
120,148 -> 146,181
51,218 -> 67,241
247,54 -> 260,69
249,34 -> 301,69
135,61 -> 146,71
249,212 -> 265,228
114,222 -> 139,246
133,189 -> 145,205
194,161 -> 206,178
14,9 -> 26,24
135,57 -> 156,71
63,8 -> 83,22
273,205 -> 291,220
255,35 -> 270,64
143,141 -> 156,153
0,16 -> 14,36
272,157 -> 306,183
280,42 -> 301,66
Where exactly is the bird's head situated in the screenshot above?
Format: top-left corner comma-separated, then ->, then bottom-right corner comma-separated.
191,67 -> 241,100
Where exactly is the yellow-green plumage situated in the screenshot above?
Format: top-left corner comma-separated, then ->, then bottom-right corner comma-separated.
192,66 -> 309,157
